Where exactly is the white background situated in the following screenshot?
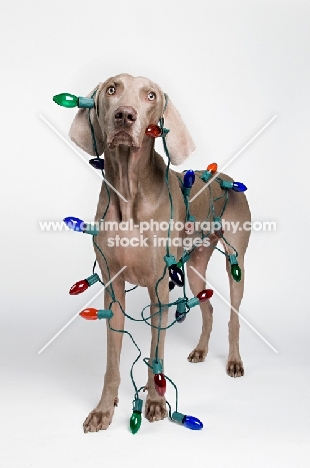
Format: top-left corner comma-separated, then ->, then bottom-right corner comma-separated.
1,0 -> 310,466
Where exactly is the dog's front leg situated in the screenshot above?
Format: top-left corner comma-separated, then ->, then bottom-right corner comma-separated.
145,280 -> 169,423
83,280 -> 125,432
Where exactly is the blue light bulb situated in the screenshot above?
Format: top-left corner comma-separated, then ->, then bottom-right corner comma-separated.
169,281 -> 175,291
172,411 -> 203,430
183,415 -> 203,430
63,217 -> 99,235
183,170 -> 195,189
175,310 -> 186,323
220,179 -> 247,192
63,216 -> 85,232
89,158 -> 104,170
169,265 -> 184,287
232,182 -> 247,192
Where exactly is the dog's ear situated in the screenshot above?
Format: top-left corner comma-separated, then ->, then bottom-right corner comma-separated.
69,86 -> 104,156
163,95 -> 195,165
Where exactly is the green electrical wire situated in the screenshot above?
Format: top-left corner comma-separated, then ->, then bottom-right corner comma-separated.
83,102 -> 241,417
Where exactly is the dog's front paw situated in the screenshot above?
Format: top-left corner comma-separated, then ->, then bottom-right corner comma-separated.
226,360 -> 244,378
187,348 -> 206,363
83,404 -> 116,433
83,409 -> 111,432
145,396 -> 167,422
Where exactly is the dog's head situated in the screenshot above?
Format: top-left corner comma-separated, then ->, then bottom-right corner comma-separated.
69,73 -> 195,165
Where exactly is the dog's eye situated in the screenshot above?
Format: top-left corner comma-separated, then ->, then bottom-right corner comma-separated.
106,86 -> 116,96
147,92 -> 156,101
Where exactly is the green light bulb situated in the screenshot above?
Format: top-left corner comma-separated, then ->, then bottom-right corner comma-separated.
129,398 -> 143,434
53,93 -> 79,108
130,411 -> 142,434
231,264 -> 242,282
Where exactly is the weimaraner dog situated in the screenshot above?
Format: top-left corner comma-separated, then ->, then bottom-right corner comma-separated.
69,73 -> 251,432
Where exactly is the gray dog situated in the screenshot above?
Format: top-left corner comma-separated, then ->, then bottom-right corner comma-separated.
68,73 -> 251,432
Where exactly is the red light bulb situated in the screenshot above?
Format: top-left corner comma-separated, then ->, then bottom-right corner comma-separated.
69,279 -> 89,295
197,289 -> 213,302
69,274 -> 100,295
206,163 -> 217,174
145,125 -> 162,138
79,308 -> 98,320
185,222 -> 194,234
154,373 -> 166,396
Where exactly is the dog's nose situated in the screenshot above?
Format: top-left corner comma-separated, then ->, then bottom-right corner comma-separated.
114,106 -> 137,127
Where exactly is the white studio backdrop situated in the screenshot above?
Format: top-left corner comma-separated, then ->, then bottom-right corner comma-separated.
1,1 -> 310,467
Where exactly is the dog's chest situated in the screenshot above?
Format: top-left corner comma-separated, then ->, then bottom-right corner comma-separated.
95,220 -> 177,286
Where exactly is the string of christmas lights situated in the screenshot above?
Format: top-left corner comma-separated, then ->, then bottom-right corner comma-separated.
54,90 -> 247,434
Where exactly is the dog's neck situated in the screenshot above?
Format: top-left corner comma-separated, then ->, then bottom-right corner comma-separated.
103,138 -> 167,222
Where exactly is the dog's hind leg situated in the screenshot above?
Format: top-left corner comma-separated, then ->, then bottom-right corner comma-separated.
186,239 -> 218,363
224,252 -> 245,377
83,278 -> 125,432
220,191 -> 251,377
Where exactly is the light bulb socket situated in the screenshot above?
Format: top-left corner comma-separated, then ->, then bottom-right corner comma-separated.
152,359 -> 163,374
176,299 -> 186,314
177,252 -> 191,267
182,187 -> 191,197
97,309 -> 114,319
78,97 -> 95,108
229,254 -> 238,265
132,398 -> 143,413
220,180 -> 234,190
200,170 -> 212,182
158,117 -> 170,137
86,273 -> 100,286
164,255 -> 177,267
172,411 -> 185,424
187,297 -> 199,309
83,223 -> 99,235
